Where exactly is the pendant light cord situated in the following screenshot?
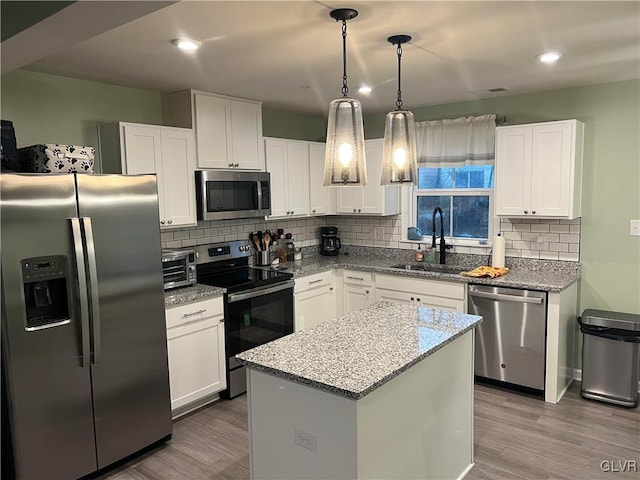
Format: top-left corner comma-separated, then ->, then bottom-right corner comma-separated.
341,19 -> 349,97
396,43 -> 403,109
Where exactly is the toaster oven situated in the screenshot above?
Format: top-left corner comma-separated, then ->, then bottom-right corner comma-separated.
161,249 -> 197,290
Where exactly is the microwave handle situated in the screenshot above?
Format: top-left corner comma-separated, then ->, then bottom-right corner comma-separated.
257,180 -> 263,210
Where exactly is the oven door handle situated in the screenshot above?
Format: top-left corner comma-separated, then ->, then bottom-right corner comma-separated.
227,280 -> 294,303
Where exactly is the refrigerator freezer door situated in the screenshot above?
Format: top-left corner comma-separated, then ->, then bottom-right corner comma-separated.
0,174 -> 97,479
76,174 -> 172,468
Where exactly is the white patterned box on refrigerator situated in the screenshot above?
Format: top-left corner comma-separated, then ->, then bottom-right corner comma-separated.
18,144 -> 95,173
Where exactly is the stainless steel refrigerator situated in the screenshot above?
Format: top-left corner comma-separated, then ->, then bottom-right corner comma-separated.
1,173 -> 172,479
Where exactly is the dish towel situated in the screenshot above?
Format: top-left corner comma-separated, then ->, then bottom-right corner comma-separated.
461,266 -> 509,278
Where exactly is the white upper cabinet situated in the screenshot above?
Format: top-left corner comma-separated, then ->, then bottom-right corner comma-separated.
308,142 -> 336,216
495,119 -> 584,218
265,138 -> 310,218
118,123 -> 196,228
336,139 -> 401,216
168,89 -> 264,171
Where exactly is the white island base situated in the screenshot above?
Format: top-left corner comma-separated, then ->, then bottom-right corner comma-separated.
247,331 -> 474,480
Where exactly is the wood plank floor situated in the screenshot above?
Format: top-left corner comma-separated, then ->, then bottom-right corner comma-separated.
96,382 -> 639,480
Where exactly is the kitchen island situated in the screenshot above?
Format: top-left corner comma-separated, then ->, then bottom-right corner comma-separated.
237,301 -> 482,480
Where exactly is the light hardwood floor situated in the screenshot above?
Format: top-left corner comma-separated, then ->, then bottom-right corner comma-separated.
96,382 -> 639,480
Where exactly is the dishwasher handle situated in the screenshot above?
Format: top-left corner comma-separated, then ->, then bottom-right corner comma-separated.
469,289 -> 544,304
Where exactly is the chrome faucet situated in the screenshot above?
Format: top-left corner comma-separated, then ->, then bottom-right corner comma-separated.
432,207 -> 446,264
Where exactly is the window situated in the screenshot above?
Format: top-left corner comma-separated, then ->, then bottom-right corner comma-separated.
413,165 -> 493,242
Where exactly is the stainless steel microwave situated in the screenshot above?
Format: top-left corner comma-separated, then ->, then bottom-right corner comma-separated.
161,249 -> 197,290
195,170 -> 271,221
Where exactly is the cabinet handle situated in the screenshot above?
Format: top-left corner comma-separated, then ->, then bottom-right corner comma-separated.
309,279 -> 323,284
160,220 -> 165,225
353,209 -> 356,213
167,219 -> 172,224
228,163 -> 234,167
411,297 -> 414,301
312,209 -> 316,213
329,287 -> 333,291
358,209 -> 362,213
346,276 -> 364,281
532,210 -> 536,214
524,210 -> 528,214
365,289 -> 370,294
183,309 -> 207,318
291,210 -> 294,214
417,298 -> 421,302
219,318 -> 224,323
234,163 -> 239,167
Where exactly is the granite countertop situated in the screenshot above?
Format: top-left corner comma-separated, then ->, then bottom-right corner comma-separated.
164,284 -> 224,308
279,253 -> 580,292
237,301 -> 482,400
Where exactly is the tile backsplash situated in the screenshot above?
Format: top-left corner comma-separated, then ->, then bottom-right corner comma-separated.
162,215 -> 581,262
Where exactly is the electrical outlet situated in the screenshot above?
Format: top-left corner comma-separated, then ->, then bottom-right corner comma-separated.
630,220 -> 640,236
294,429 -> 317,452
374,227 -> 385,241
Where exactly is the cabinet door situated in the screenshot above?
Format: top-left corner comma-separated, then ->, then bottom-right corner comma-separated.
335,139 -> 400,215
265,139 -> 288,218
308,142 -> 335,215
295,285 -> 336,331
343,285 -> 374,314
121,124 -> 165,221
160,129 -> 197,228
166,301 -> 226,413
231,100 -> 264,170
495,126 -> 532,216
194,93 -> 231,169
530,122 -> 573,216
417,296 -> 465,312
286,141 -> 310,217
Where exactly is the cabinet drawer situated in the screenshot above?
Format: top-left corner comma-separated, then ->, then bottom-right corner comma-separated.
343,270 -> 373,286
294,270 -> 334,293
165,296 -> 223,329
376,274 -> 464,300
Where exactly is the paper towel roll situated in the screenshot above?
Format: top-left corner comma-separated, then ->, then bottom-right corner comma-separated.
492,235 -> 506,268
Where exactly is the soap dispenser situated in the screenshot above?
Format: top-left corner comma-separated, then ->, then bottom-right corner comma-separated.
415,244 -> 424,262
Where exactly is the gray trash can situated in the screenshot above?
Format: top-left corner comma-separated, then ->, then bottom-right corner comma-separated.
578,309 -> 640,407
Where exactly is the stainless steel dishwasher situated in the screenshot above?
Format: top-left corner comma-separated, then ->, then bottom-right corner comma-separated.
468,285 -> 547,391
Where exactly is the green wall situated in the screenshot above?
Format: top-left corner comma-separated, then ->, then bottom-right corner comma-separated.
2,69 -> 638,314
367,81 -> 640,315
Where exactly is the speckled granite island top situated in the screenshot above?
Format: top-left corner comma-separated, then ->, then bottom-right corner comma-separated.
236,301 -> 482,400
164,284 -> 224,308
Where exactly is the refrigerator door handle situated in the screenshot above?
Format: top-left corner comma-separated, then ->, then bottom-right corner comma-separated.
82,217 -> 102,365
71,218 -> 91,368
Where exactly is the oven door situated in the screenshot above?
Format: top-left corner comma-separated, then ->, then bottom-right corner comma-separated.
224,280 -> 294,397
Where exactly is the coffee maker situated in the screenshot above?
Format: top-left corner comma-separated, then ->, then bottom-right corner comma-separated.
320,226 -> 341,256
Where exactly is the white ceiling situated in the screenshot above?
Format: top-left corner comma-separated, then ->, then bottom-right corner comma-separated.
6,0 -> 640,115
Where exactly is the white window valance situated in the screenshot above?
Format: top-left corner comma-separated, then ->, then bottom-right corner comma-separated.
416,114 -> 496,167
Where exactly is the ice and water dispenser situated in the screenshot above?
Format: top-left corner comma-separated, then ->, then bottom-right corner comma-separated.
21,255 -> 70,330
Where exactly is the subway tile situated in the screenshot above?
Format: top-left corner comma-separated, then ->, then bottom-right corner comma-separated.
174,231 -> 189,240
559,218 -> 581,224
570,225 -> 581,234
521,250 -> 540,259
512,241 -> 531,250
558,252 -> 580,262
539,251 -> 559,260
512,224 -> 531,232
569,244 -> 580,253
182,238 -> 197,247
502,232 -> 520,241
530,224 -> 550,233
541,233 -> 560,243
549,243 -> 569,252
160,232 -> 174,242
505,248 -> 521,257
559,234 -> 580,244
189,229 -> 204,239
521,232 -> 540,242
549,224 -> 570,233
165,240 -> 182,249
500,223 -> 513,232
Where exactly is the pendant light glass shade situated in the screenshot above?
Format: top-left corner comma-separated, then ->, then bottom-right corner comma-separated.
380,109 -> 416,184
381,35 -> 417,185
323,96 -> 367,186
323,8 -> 367,186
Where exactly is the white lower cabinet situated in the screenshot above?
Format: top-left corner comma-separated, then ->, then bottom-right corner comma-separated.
165,296 -> 226,416
375,274 -> 466,312
342,271 -> 375,314
294,271 -> 336,331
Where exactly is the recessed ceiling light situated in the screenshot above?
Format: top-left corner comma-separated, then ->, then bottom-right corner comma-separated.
358,85 -> 372,95
171,38 -> 201,51
537,51 -> 562,64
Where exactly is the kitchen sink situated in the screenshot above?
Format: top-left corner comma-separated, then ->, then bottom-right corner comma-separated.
390,263 -> 464,275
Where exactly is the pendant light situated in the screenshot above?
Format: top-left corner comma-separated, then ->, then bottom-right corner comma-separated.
323,8 -> 367,186
380,35 -> 417,185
